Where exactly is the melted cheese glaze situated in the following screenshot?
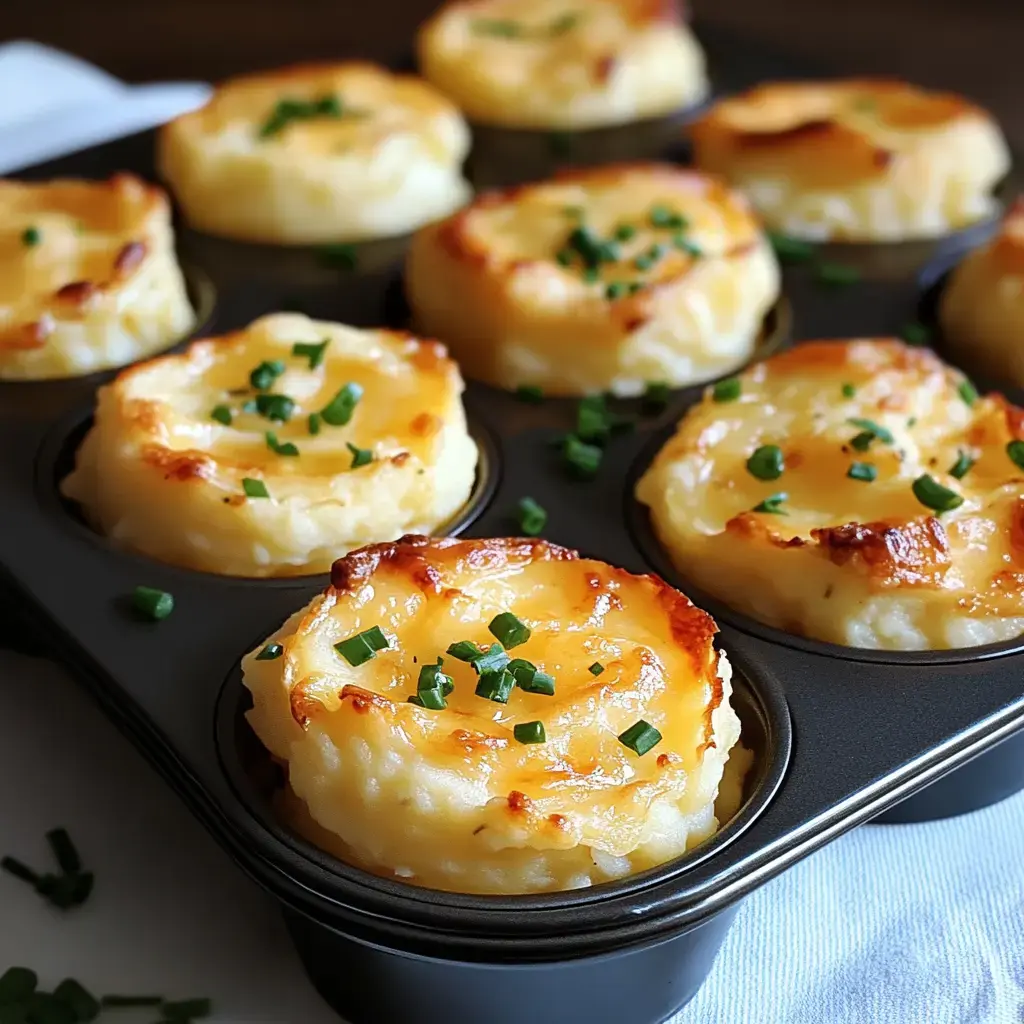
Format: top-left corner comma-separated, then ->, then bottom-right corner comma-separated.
417,0 -> 707,129
242,536 -> 742,894
0,174 -> 193,380
692,80 -> 1010,242
158,62 -> 471,244
406,163 -> 779,396
62,314 -> 477,577
636,339 -> 1024,650
941,198 -> 1024,387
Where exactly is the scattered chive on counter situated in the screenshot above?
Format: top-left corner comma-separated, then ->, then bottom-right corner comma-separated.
516,496 -> 547,536
746,444 -> 784,481
753,492 -> 788,515
255,642 -> 284,661
588,662 -> 604,676
316,243 -> 358,270
242,478 -> 270,499
642,381 -> 671,414
132,585 -> 174,621
847,461 -> 877,483
515,384 -> 544,404
292,338 -> 330,369
814,262 -> 860,288
912,474 -> 963,512
712,377 -> 741,403
514,721 -> 547,744
346,442 -> 373,468
901,322 -> 932,346
563,434 -> 602,478
618,720 -> 662,756
265,431 -> 299,456
320,382 -> 362,426
334,626 -> 391,666
766,231 -> 815,264
210,404 -> 233,426
949,451 -> 975,480
2,828 -> 93,911
1007,440 -> 1024,471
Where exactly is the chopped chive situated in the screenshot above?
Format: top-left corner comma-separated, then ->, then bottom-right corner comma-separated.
958,379 -> 979,406
40,871 -> 93,909
308,412 -> 321,435
614,223 -> 636,241
563,434 -> 602,478
514,721 -> 547,744
472,643 -> 510,675
712,377 -> 741,403
53,979 -> 99,1021
847,461 -> 877,482
582,266 -> 600,283
255,642 -> 284,661
45,829 -> 81,876
847,417 -> 894,446
588,662 -> 604,676
489,612 -> 530,649
949,451 -> 975,480
517,497 -> 547,536
472,17 -> 522,37
907,417 -> 918,428
447,640 -> 486,663
334,626 -> 390,666
346,442 -> 373,468
210,405 -> 233,426
0,967 -> 37,1003
320,382 -> 363,426
753,492 -> 788,515
266,432 -> 299,456
161,998 -> 212,1019
850,431 -> 874,452
634,254 -> 654,271
1,856 -> 40,885
249,360 -> 286,391
649,206 -> 686,230
508,659 -> 555,695
417,659 -> 453,698
292,338 -> 330,369
259,94 -> 349,137
815,262 -> 860,287
912,474 -> 963,513
766,231 -> 815,264
317,243 -> 357,270
240,399 -> 257,414
131,586 -> 174,621
901,322 -> 932,346
547,11 -> 580,34
673,234 -> 702,257
643,381 -> 671,413
605,281 -> 630,301
475,668 -> 515,703
746,444 -> 784,481
562,206 -> 584,219
1006,440 -> 1024,471
515,384 -> 544,404
22,226 -> 41,247
99,995 -> 165,1008
555,249 -> 574,267
576,394 -> 611,443
841,383 -> 857,398
254,393 -> 295,422
618,720 -> 662,756
409,689 -> 445,710
242,478 -> 270,499
627,281 -> 644,295
24,992 -> 74,1024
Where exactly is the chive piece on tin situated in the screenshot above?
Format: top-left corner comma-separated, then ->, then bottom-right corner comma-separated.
712,377 -> 741,403
132,586 -> 174,621
255,643 -> 284,661
618,720 -> 662,756
242,478 -> 270,499
517,496 -> 547,537
563,434 -> 602,478
334,626 -> 390,667
912,474 -> 963,513
489,612 -> 531,649
514,721 -> 547,744
210,405 -> 233,426
45,829 -> 81,876
746,444 -> 785,481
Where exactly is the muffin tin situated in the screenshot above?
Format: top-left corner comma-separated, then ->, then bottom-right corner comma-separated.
3,22 -> 1024,1024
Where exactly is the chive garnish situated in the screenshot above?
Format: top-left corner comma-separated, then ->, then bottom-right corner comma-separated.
418,659 -> 453,695
255,643 -> 284,661
605,281 -> 630,301
841,383 -> 856,398
242,478 -> 270,499
516,384 -> 544,404
447,640 -> 486,663
308,412 -> 321,435
320,382 -> 363,426
614,223 -> 636,241
489,612 -> 531,649
633,254 -> 654,272
752,493 -> 788,515
643,381 -> 671,413
649,205 -> 686,230
588,662 -> 604,676
582,266 -> 599,283
548,11 -> 580,33
901,322 -> 932,346
292,339 -> 330,369
673,235 -> 702,257
0,967 -> 37,1003
472,643 -> 510,674
562,206 -> 584,219
259,94 -> 351,138
958,379 -> 979,406
53,979 -> 99,1021
471,17 -> 522,37
249,360 -> 285,391
508,659 -> 555,695
618,720 -> 662,756
563,434 -> 602,478
99,995 -> 164,1008
912,474 -> 963,513
347,442 -> 373,468
266,432 -> 299,456
746,445 -> 784,481
514,721 -> 547,744
847,461 -> 877,482
517,496 -> 547,536
46,829 -> 81,876
1006,440 -> 1024,471
555,248 -> 574,267
847,418 -> 894,447
475,668 -> 516,703
1,856 -> 40,885
409,689 -> 445,710
317,244 -> 358,270
334,626 -> 390,666
949,451 -> 975,480
22,226 -> 41,247
255,393 -> 295,422
712,377 -> 741,402
815,262 -> 860,287
766,232 -> 815,264
210,405 -> 233,426
132,586 -> 174,621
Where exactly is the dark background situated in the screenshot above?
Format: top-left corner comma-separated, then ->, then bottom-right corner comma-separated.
5,0 -> 1024,143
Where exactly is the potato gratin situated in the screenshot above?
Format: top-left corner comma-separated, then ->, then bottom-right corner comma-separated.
637,339 -> 1024,650
242,535 -> 742,894
941,198 -> 1024,387
62,314 -> 477,577
691,80 -> 1010,242
417,0 -> 708,130
0,174 -> 193,380
406,163 -> 779,396
158,62 -> 471,244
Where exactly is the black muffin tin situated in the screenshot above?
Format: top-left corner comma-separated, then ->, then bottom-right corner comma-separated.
4,22 -> 1024,1024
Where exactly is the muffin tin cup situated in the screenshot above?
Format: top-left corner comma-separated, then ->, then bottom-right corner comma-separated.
4,24 -> 1024,1021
